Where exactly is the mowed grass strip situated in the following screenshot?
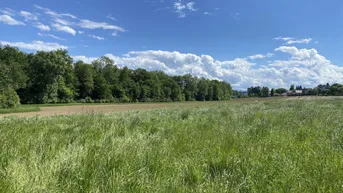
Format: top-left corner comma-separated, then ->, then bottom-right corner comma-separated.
0,106 -> 40,114
1,99 -> 343,192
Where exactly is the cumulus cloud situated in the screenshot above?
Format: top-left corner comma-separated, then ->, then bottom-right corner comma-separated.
173,0 -> 197,18
0,14 -> 25,25
73,55 -> 98,63
88,34 -> 104,40
52,23 -> 76,35
35,22 -> 50,31
72,47 -> 343,90
273,46 -> 330,67
19,11 -> 38,21
0,40 -> 67,51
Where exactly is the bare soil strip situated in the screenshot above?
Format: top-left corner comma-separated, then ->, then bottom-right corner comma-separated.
0,101 -> 232,118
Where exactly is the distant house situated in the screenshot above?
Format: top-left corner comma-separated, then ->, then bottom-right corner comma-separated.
294,90 -> 303,96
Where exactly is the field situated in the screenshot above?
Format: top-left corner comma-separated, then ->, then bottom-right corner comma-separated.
1,97 -> 343,192
0,98 -> 270,118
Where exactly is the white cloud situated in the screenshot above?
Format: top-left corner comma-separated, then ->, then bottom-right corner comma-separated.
78,31 -> 84,34
60,13 -> 77,19
286,38 -> 312,45
248,53 -> 274,60
0,8 -> 16,16
78,19 -> 126,31
204,12 -> 212,15
53,17 -> 74,26
107,14 -> 116,21
73,55 -> 98,63
186,2 -> 197,11
0,14 -> 25,25
273,36 -> 294,41
112,32 -> 118,36
173,1 -> 197,18
0,40 -> 67,51
273,46 -> 329,67
37,32 -> 65,40
34,5 -> 126,34
35,22 -> 50,31
88,34 -> 104,40
34,5 -> 77,19
274,36 -> 313,45
19,11 -> 38,21
73,47 -> 343,90
52,23 -> 76,35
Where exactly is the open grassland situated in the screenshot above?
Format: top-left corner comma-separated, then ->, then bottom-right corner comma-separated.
0,97 -> 274,118
1,98 -> 343,192
0,106 -> 40,115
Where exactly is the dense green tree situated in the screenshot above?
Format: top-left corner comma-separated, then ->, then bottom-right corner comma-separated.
271,88 -> 275,97
0,45 -> 233,107
290,85 -> 295,91
262,87 -> 270,97
23,50 -> 74,103
0,45 -> 28,92
196,78 -> 209,101
329,83 -> 343,96
248,86 -> 262,97
75,61 -> 94,99
275,88 -> 287,94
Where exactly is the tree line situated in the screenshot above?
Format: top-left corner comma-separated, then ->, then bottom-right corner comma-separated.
0,45 -> 233,108
240,83 -> 343,98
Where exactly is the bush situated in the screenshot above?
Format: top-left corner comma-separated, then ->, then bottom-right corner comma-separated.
120,96 -> 131,103
85,97 -> 94,103
0,88 -> 21,108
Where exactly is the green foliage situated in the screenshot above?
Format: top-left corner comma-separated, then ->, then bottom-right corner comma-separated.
1,99 -> 343,192
290,84 -> 295,91
329,83 -> 343,96
275,88 -> 287,94
0,105 -> 40,114
270,88 -> 275,96
0,88 -> 20,108
262,86 -> 269,97
0,45 -> 28,92
0,45 -> 233,104
248,86 -> 262,97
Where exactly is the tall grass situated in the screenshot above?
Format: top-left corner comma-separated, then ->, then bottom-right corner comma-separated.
0,106 -> 40,114
1,98 -> 343,192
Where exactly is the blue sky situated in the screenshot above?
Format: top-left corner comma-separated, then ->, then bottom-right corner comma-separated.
1,0 -> 343,90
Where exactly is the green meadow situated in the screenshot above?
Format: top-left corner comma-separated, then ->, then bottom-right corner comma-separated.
1,98 -> 343,192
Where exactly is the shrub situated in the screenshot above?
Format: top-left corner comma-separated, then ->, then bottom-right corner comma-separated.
85,97 -> 94,103
120,95 -> 131,103
0,88 -> 21,108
